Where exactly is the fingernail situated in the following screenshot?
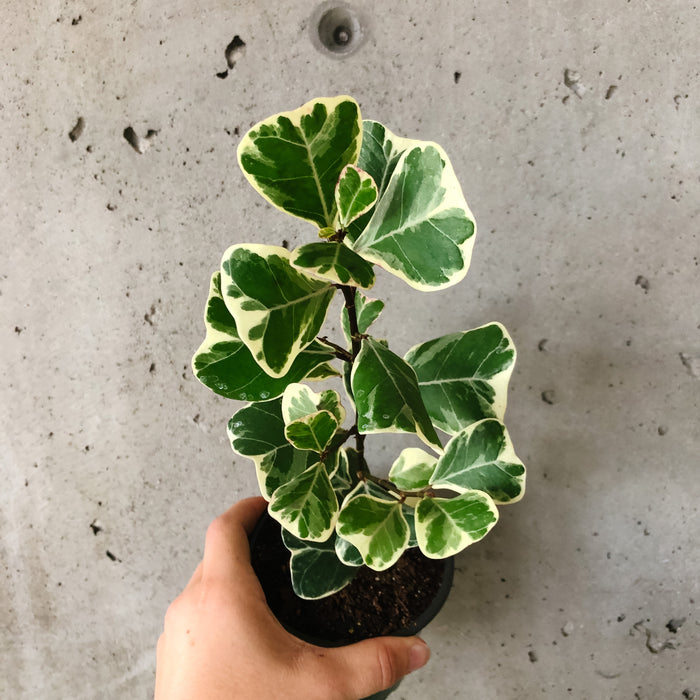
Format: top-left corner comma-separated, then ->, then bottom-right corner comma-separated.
409,639 -> 430,672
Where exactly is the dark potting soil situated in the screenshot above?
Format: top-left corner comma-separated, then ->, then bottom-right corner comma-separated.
250,513 -> 446,646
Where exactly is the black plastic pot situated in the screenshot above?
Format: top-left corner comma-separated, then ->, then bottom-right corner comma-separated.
249,512 -> 455,700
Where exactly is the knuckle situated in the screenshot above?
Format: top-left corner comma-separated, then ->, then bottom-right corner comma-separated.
205,515 -> 226,545
375,644 -> 399,689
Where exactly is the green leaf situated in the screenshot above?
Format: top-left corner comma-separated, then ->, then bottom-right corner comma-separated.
304,361 -> 341,382
415,492 -> 499,558
269,462 -> 338,541
334,534 -> 364,567
221,244 -> 335,377
342,361 -> 355,413
402,503 -> 418,547
341,291 -> 384,345
292,242 -> 375,289
335,164 -> 378,228
352,141 -> 476,291
336,493 -> 409,571
341,479 -> 396,504
388,448 -> 438,491
351,337 -> 442,453
228,399 -> 315,499
282,529 -> 358,599
346,121 -> 424,243
237,96 -> 362,228
430,419 -> 526,503
285,410 -> 339,453
192,272 -> 338,401
281,383 -> 345,425
330,447 -> 357,494
405,323 -> 516,435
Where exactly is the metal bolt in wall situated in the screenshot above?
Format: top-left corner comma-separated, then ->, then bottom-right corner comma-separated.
311,2 -> 365,57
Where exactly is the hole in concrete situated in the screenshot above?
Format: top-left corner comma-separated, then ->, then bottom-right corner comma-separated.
69,116 -> 85,142
225,35 -> 246,68
311,2 -> 365,57
123,126 -> 158,154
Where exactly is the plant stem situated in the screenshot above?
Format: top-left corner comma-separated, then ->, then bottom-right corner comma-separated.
317,336 -> 352,362
339,284 -> 366,462
338,284 -> 429,502
339,285 -> 362,358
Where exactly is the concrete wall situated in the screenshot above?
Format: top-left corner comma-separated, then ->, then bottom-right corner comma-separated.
1,1 -> 698,697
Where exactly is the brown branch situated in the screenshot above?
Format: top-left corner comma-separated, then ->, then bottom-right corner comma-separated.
317,336 -> 353,362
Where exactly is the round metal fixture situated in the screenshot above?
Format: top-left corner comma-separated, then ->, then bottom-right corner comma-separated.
311,2 -> 365,57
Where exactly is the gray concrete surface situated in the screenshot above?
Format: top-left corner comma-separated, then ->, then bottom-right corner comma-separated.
1,1 -> 698,698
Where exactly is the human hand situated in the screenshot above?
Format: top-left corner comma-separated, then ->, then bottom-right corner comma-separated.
155,497 -> 431,700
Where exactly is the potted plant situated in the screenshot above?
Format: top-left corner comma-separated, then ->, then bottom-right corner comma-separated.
192,96 -> 526,699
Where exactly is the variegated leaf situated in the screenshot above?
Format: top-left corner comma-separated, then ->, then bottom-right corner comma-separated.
351,337 -> 442,453
336,493 -> 409,571
352,141 -> 476,291
237,96 -> 361,228
281,383 -> 345,425
431,419 -> 526,503
334,534 -> 364,567
192,271 -> 337,401
330,447 -> 358,494
221,244 -> 335,377
402,503 -> 418,548
388,448 -> 438,491
269,462 -> 338,542
341,290 -> 384,345
292,242 -> 375,288
228,399 -> 315,499
346,120 -> 424,243
415,492 -> 498,558
341,479 -> 397,505
335,164 -> 378,228
282,529 -> 357,599
284,410 -> 339,453
405,323 -> 516,435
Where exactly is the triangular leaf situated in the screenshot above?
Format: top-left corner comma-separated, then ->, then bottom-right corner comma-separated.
221,244 -> 335,377
405,323 -> 516,435
284,410 -> 339,453
334,534 -> 364,568
237,96 -> 361,228
335,164 -> 378,228
269,462 -> 338,541
330,447 -> 358,494
303,361 -> 341,382
388,448 -> 438,491
292,242 -> 375,289
341,290 -> 384,345
336,493 -> 409,571
351,337 -> 442,453
431,419 -> 526,503
346,120 -> 423,242
281,383 -> 345,425
228,399 -> 315,499
352,141 -> 476,290
282,529 -> 357,599
341,479 -> 396,505
415,492 -> 498,558
193,271 -> 338,401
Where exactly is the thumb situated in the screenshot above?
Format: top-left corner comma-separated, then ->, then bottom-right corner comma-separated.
322,635 -> 430,699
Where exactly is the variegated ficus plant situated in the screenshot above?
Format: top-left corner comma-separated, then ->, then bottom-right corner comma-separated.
192,96 -> 526,600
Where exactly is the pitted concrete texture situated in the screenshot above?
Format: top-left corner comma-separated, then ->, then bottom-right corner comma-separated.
1,1 -> 698,698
